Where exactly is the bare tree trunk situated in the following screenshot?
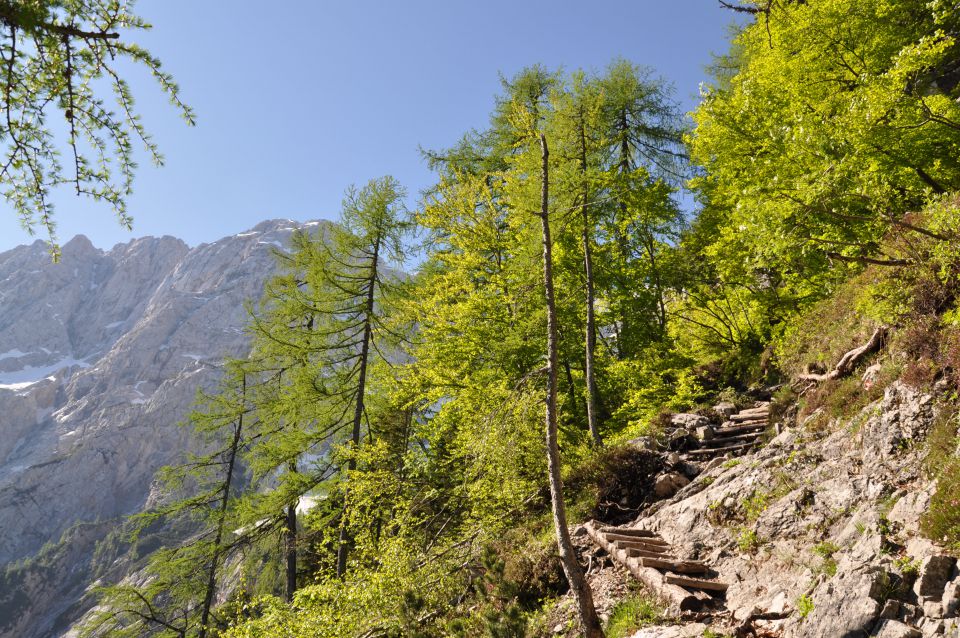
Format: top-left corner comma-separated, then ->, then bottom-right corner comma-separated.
198,376 -> 245,638
579,117 -> 603,446
538,133 -> 605,638
284,461 -> 298,601
336,234 -> 381,578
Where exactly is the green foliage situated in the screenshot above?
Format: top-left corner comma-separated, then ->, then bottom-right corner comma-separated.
691,0 -> 960,276
813,542 -> 840,577
605,590 -> 665,638
0,0 -> 194,255
922,457 -> 960,552
797,594 -> 815,619
564,444 -> 663,523
736,528 -> 763,554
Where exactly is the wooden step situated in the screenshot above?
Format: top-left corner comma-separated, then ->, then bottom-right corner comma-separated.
715,422 -> 768,436
604,532 -> 669,545
584,522 -> 701,613
685,441 -> 760,458
663,573 -> 730,592
599,527 -> 658,538
614,539 -> 673,554
702,432 -> 764,447
622,546 -> 677,560
730,416 -> 767,424
636,557 -> 710,574
731,413 -> 768,422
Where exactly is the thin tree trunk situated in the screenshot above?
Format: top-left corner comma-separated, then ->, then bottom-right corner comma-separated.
615,110 -> 633,358
198,376 -> 245,638
284,461 -> 298,602
579,116 -> 602,446
562,357 -> 582,422
642,229 -> 667,331
336,234 -> 381,578
538,133 -> 605,638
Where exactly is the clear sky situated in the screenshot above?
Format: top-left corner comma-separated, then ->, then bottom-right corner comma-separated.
0,1 -> 740,252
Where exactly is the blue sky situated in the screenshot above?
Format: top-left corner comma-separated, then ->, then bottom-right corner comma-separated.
0,1 -> 740,252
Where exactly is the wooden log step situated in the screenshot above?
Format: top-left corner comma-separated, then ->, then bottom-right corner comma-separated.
685,441 -> 760,458
730,413 -> 768,422
585,522 -> 700,612
702,432 -> 764,447
614,539 -> 673,554
623,546 -> 677,560
664,573 -> 730,592
735,405 -> 770,413
604,532 -> 669,545
637,557 -> 710,574
599,526 -> 658,537
730,416 -> 767,424
715,422 -> 768,436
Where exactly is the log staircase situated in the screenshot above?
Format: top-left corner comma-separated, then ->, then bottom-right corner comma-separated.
684,401 -> 771,461
584,522 -> 729,613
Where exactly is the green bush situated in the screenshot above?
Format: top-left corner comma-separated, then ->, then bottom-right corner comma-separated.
921,457 -> 960,553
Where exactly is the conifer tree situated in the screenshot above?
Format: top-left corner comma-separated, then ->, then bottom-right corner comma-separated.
0,0 -> 194,254
82,363 -> 254,638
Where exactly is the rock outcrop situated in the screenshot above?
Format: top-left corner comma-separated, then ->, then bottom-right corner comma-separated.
574,383 -> 960,638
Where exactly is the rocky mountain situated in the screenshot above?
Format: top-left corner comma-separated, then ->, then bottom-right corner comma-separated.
0,220 -> 324,638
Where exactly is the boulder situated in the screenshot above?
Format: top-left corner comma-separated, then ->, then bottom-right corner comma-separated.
942,578 -> 960,618
922,600 -> 944,619
671,413 -> 710,429
918,617 -> 944,637
880,600 -> 900,620
872,620 -> 922,638
801,568 -> 886,637
653,472 -> 690,499
914,556 -> 956,598
861,383 -> 934,463
713,401 -> 737,418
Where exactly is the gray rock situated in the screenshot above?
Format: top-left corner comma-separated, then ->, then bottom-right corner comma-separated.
696,425 -> 715,441
671,412 -> 710,429
900,602 -> 923,624
925,601 -> 945,619
801,569 -> 885,637
881,600 -> 901,620
713,401 -> 737,418
861,383 -> 934,465
873,620 -> 922,638
654,472 -> 690,498
915,556 -> 957,598
920,617 -> 945,637
942,579 -> 960,618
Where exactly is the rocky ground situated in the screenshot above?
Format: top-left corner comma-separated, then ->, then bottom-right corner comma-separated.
550,382 -> 960,638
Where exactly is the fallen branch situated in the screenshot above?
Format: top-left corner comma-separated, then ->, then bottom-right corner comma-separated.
798,326 -> 888,382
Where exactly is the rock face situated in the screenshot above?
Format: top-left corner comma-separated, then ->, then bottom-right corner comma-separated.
0,219 -> 325,638
623,383 -> 959,638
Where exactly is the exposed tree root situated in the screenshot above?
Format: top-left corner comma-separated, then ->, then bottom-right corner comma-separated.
798,326 -> 888,382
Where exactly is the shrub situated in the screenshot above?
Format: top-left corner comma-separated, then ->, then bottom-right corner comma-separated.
564,445 -> 663,524
921,457 -> 960,553
737,528 -> 763,554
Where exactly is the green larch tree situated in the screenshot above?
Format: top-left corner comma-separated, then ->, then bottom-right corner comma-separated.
0,0 -> 194,254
